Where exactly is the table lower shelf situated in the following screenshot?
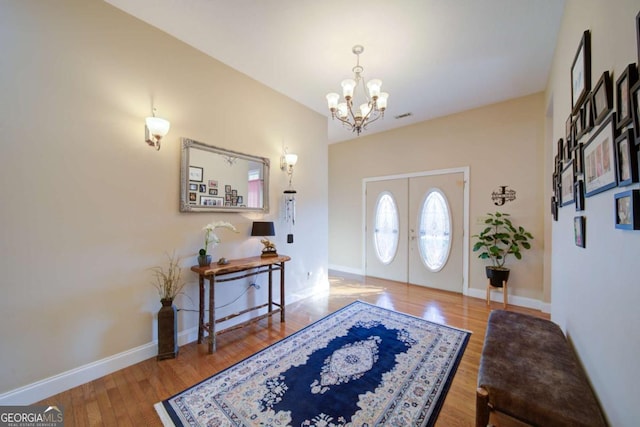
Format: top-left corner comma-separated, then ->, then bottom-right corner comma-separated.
198,302 -> 284,351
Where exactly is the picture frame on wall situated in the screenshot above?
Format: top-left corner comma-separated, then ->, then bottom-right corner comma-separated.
574,216 -> 586,247
571,30 -> 591,114
636,11 -> 640,64
551,196 -> 558,221
615,128 -> 638,186
561,160 -> 575,206
189,183 -> 198,191
630,80 -> 640,144
573,142 -> 584,175
615,63 -> 639,130
581,94 -> 594,137
557,138 -> 564,161
584,114 -> 618,197
614,189 -> 640,230
575,180 -> 585,211
592,71 -> 613,126
573,111 -> 584,142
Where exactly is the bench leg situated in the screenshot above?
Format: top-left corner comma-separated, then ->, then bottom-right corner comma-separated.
476,386 -> 491,427
502,280 -> 508,308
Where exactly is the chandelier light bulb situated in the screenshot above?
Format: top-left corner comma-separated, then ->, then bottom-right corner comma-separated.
341,79 -> 356,99
377,92 -> 389,110
337,103 -> 348,118
367,79 -> 382,99
326,93 -> 340,110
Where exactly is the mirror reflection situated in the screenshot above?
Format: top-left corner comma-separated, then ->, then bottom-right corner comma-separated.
180,138 -> 270,212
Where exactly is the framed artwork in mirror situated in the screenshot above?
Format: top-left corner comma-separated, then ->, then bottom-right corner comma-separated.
584,114 -> 618,197
571,30 -> 591,114
615,128 -> 638,186
592,71 -> 613,126
615,63 -> 639,130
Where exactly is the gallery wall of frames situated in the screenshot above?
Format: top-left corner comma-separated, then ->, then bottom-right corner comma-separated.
551,11 -> 640,247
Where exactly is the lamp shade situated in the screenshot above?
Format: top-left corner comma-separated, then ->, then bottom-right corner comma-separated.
251,221 -> 275,237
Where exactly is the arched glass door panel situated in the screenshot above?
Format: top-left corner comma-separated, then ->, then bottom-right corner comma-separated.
373,192 -> 399,264
418,189 -> 452,272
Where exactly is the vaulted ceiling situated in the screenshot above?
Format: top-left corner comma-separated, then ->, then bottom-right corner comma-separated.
106,0 -> 565,143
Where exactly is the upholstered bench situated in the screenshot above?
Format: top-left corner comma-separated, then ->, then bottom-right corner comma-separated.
476,310 -> 607,427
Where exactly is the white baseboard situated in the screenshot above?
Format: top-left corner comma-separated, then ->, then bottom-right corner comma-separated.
466,287 -> 544,311
0,327 -> 198,405
328,264 -> 364,275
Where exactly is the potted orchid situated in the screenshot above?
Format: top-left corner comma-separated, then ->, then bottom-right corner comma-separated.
198,220 -> 238,266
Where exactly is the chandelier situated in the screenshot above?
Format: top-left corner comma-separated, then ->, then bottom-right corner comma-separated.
326,45 -> 389,135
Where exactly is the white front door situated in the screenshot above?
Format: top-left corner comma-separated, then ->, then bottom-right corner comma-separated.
365,171 -> 466,293
408,173 -> 464,292
365,179 -> 408,282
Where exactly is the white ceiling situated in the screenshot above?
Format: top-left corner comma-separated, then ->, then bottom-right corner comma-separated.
105,0 -> 565,144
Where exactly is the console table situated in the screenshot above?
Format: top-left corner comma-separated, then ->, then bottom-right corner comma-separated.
191,255 -> 290,353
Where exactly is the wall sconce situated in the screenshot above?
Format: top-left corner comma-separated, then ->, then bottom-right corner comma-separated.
145,108 -> 170,151
280,148 -> 298,189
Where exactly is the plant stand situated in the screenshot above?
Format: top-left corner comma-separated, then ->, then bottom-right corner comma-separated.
486,278 -> 508,308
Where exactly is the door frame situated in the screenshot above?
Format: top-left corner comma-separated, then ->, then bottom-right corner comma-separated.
362,166 -> 470,295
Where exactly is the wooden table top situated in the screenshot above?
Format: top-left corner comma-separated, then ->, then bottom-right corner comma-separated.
190,254 -> 291,276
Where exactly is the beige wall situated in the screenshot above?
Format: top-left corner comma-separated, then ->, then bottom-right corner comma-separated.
546,1 -> 640,424
0,0 -> 328,398
329,93 -> 546,301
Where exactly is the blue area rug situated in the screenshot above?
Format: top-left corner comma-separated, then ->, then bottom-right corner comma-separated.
155,301 -> 470,426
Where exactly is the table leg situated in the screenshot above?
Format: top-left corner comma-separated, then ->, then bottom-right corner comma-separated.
209,275 -> 215,353
198,275 -> 204,344
268,265 -> 273,313
280,262 -> 285,322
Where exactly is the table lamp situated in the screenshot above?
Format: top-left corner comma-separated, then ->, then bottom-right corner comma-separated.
251,221 -> 277,257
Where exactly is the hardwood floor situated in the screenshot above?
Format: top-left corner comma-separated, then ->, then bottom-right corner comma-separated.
38,272 -> 548,426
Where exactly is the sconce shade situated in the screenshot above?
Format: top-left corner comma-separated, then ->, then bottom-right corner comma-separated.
251,221 -> 275,237
284,153 -> 298,167
145,116 -> 171,137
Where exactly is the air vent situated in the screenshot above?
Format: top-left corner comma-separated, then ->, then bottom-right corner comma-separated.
394,112 -> 412,119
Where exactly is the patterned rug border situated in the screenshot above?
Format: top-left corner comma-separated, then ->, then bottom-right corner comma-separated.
155,300 -> 470,427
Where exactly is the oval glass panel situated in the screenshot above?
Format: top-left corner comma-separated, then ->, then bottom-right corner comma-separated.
418,189 -> 452,272
373,192 -> 399,264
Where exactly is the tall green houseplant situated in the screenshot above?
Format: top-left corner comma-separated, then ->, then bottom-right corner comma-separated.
472,212 -> 533,287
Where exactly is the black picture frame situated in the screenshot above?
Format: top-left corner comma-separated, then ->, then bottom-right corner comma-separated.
636,11 -> 640,64
551,196 -> 558,221
561,160 -> 575,206
573,110 -> 585,142
580,94 -> 594,138
573,142 -> 584,175
584,113 -> 618,197
616,63 -> 639,130
571,30 -> 591,114
592,71 -> 613,126
574,216 -> 586,247
557,138 -> 564,161
614,189 -> 640,230
615,128 -> 638,186
575,180 -> 585,212
630,80 -> 640,144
